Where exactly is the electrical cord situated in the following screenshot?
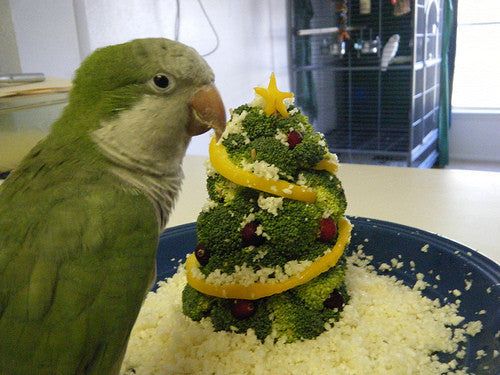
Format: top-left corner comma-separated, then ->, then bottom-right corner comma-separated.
196,0 -> 220,56
173,0 -> 220,56
174,0 -> 180,41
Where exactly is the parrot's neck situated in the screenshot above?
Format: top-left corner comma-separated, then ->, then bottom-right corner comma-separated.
93,132 -> 183,230
110,165 -> 182,229
90,95 -> 192,230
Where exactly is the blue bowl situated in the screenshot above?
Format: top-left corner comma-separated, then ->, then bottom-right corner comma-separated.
155,216 -> 499,373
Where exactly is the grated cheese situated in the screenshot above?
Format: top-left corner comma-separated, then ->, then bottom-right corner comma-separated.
475,349 -> 486,359
191,255 -> 315,287
240,213 -> 256,228
241,159 -> 280,180
283,96 -> 295,108
274,129 -> 289,147
204,159 -> 217,177
219,109 -> 250,144
257,194 -> 284,216
296,173 -> 307,186
122,251 -> 483,375
201,199 -> 218,213
464,279 -> 472,291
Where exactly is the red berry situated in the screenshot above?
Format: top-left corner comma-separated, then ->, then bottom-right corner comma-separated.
231,299 -> 255,319
287,130 -> 303,149
241,222 -> 264,246
194,243 -> 210,266
319,218 -> 337,243
323,289 -> 345,310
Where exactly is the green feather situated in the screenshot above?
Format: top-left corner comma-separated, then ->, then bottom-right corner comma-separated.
0,145 -> 158,373
0,37 -> 214,374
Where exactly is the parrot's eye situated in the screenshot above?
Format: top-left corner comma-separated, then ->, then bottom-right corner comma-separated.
149,73 -> 174,93
153,74 -> 169,88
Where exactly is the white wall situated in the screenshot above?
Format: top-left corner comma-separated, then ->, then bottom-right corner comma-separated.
180,0 -> 289,154
74,0 -> 289,155
8,0 -> 81,79
449,111 -> 500,163
0,0 -> 21,72
6,0 -> 288,156
4,1 -> 499,165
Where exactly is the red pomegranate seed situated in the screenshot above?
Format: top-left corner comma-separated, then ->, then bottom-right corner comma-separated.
241,222 -> 264,246
231,299 -> 255,319
194,243 -> 210,266
319,218 -> 337,243
323,289 -> 345,310
287,130 -> 303,149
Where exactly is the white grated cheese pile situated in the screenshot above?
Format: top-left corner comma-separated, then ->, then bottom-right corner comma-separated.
241,159 -> 280,180
190,258 -> 313,286
121,252 -> 482,375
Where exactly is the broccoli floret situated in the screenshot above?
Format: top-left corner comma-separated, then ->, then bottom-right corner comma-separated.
246,134 -> 327,180
294,261 -> 346,310
201,245 -> 261,275
206,174 -> 239,203
274,111 -> 312,134
255,199 -> 327,261
222,133 -> 251,156
302,171 -> 347,219
250,137 -> 296,178
293,133 -> 327,169
232,104 -> 252,116
210,299 -> 272,341
240,107 -> 277,139
197,190 -> 262,274
196,203 -> 246,257
267,293 -> 325,342
182,285 -> 214,321
267,272 -> 349,342
249,244 -> 289,269
234,103 -> 312,138
223,105 -> 330,181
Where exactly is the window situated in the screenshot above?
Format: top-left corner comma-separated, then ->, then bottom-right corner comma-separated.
452,1 -> 500,109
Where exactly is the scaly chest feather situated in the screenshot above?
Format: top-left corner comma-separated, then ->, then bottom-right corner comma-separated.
91,95 -> 190,229
0,170 -> 160,375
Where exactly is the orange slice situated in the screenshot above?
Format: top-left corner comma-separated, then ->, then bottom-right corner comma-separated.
185,217 -> 352,300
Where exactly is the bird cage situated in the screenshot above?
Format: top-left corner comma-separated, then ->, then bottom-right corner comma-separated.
287,0 -> 444,167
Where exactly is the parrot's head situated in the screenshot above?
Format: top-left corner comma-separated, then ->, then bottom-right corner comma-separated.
60,38 -> 226,175
388,34 -> 400,44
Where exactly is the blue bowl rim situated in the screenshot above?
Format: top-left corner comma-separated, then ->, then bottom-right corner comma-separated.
160,215 -> 500,285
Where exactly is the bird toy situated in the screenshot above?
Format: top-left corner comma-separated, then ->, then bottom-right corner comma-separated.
335,0 -> 350,41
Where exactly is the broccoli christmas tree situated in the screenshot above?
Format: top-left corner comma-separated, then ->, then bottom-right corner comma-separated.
182,74 -> 352,342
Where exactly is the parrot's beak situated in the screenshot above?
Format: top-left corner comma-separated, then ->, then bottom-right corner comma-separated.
188,84 -> 226,140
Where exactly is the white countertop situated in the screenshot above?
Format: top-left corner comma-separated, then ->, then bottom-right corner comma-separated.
170,156 -> 500,264
1,158 -> 498,264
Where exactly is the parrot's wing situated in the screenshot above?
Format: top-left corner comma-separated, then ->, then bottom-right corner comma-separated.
0,180 -> 158,375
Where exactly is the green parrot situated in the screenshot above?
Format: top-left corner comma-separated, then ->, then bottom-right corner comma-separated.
0,38 -> 225,374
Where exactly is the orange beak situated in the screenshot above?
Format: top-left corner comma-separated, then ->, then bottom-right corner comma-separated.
188,84 -> 226,140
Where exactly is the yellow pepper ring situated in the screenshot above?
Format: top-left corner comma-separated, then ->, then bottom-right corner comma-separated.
186,217 -> 352,300
209,138 -> 316,203
314,158 -> 338,175
210,138 -> 339,203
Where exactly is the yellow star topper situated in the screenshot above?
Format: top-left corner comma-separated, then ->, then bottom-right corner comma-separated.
254,73 -> 294,118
